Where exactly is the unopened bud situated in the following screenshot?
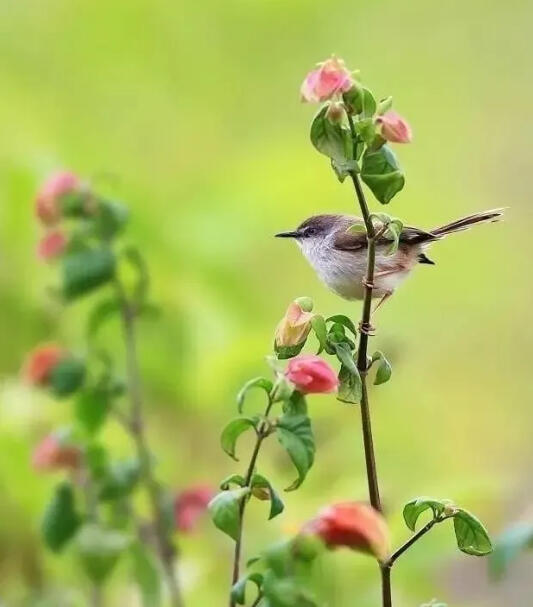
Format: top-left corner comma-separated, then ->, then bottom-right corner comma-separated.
325,102 -> 345,124
274,300 -> 314,350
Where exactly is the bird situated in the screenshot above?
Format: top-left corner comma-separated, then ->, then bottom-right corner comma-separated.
275,209 -> 504,310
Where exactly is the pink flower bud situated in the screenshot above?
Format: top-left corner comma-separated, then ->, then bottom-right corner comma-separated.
23,344 -> 65,386
285,355 -> 338,394
325,102 -> 345,124
37,230 -> 67,261
274,301 -> 315,349
32,434 -> 82,472
174,485 -> 214,533
300,57 -> 354,103
303,501 -> 390,562
376,111 -> 412,144
35,171 -> 81,225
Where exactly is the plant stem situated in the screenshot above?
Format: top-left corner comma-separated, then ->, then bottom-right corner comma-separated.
114,278 -> 184,607
346,110 -> 387,604
385,518 -> 441,568
230,398 -> 274,607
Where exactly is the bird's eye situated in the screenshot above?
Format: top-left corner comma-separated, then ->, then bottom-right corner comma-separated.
305,227 -> 317,236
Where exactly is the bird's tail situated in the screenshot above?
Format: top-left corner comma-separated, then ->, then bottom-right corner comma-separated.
430,209 -> 505,237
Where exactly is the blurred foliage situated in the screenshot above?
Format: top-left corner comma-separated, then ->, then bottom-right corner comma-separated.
0,0 -> 532,605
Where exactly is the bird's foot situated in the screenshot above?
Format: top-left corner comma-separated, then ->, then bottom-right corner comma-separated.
359,320 -> 376,336
362,279 -> 375,290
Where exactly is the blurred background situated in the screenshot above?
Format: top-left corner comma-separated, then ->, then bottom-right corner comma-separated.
1,0 -> 532,605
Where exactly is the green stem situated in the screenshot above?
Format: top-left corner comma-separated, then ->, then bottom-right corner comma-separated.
230,398 -> 274,607
114,278 -> 184,607
384,518 -> 442,568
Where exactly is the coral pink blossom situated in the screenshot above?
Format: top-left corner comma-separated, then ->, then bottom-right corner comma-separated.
32,434 -> 82,471
23,344 -> 65,386
174,485 -> 214,532
37,230 -> 67,261
303,502 -> 390,562
274,301 -> 315,349
376,111 -> 412,143
35,171 -> 81,225
300,57 -> 354,103
285,355 -> 339,394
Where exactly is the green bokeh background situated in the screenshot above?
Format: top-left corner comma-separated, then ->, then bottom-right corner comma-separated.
1,0 -> 532,605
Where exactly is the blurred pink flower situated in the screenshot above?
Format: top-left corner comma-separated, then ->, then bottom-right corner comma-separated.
300,57 -> 354,103
35,171 -> 81,225
174,485 -> 215,532
37,229 -> 67,261
376,111 -> 412,143
23,344 -> 65,386
32,434 -> 82,472
285,355 -> 339,394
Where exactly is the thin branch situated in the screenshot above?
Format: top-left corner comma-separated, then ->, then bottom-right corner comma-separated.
385,517 -> 445,569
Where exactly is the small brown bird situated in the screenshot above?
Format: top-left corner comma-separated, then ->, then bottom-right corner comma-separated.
276,209 -> 503,308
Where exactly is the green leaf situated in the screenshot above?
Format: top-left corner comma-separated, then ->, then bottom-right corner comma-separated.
343,87 -> 377,118
276,414 -> 315,491
237,377 -> 273,414
489,522 -> 533,579
98,459 -> 141,501
93,200 -> 129,240
403,497 -> 451,531
361,145 -> 405,205
86,298 -> 120,340
453,508 -> 492,556
310,106 -> 356,176
231,572 -> 263,605
282,391 -> 308,417
275,342 -> 306,360
62,248 -> 116,300
355,117 -> 376,146
251,474 -> 285,520
377,96 -> 393,115
371,351 -> 392,385
75,523 -> 130,584
337,364 -> 362,404
383,219 -> 404,255
75,388 -> 110,435
121,246 -> 149,305
326,315 -> 358,337
41,482 -> 81,552
220,417 -> 258,461
334,343 -> 358,376
220,474 -> 246,490
49,357 -> 86,397
310,315 -> 327,354
130,541 -> 161,607
208,488 -> 250,541
85,443 -> 109,479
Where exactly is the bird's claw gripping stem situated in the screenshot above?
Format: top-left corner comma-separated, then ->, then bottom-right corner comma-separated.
359,320 -> 375,336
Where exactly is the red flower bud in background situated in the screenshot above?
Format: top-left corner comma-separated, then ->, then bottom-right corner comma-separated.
37,229 -> 67,261
274,300 -> 315,350
303,501 -> 390,562
174,485 -> 214,533
376,111 -> 412,144
301,57 -> 354,103
32,433 -> 82,472
285,355 -> 339,394
35,171 -> 81,225
23,344 -> 65,386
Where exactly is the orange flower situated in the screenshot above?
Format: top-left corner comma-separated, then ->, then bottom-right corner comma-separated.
32,434 -> 82,472
37,229 -> 67,261
303,501 -> 390,562
23,344 -> 65,386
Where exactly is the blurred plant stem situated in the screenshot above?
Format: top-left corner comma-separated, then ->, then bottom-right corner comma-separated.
114,276 -> 184,607
82,467 -> 104,607
230,396 -> 274,607
347,112 -> 389,607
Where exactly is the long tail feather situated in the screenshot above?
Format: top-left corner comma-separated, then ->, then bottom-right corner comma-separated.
431,208 -> 505,237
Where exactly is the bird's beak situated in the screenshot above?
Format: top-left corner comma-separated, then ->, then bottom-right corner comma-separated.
275,230 -> 300,238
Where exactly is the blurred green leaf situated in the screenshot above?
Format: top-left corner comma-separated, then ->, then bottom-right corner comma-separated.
220,474 -> 246,490
75,388 -> 110,435
121,246 -> 149,305
361,145 -> 405,204
86,297 -> 120,340
93,200 -> 129,240
208,488 -> 250,541
231,572 -> 263,605
41,482 -> 81,552
49,357 -> 86,397
75,523 -> 130,584
489,522 -> 533,579
98,459 -> 141,501
220,417 -> 258,461
276,413 -> 315,491
453,508 -> 492,556
62,248 -> 116,300
130,541 -> 162,607
237,377 -> 273,414
251,474 -> 284,520
372,351 -> 392,385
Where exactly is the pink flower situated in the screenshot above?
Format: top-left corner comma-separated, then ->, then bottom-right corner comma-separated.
35,171 -> 81,225
37,230 -> 67,261
303,501 -> 390,562
32,434 -> 82,472
23,344 -> 65,386
376,111 -> 412,143
174,485 -> 215,533
285,355 -> 339,394
301,57 -> 354,103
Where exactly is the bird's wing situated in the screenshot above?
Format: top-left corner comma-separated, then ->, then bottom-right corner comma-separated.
333,225 -> 436,251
